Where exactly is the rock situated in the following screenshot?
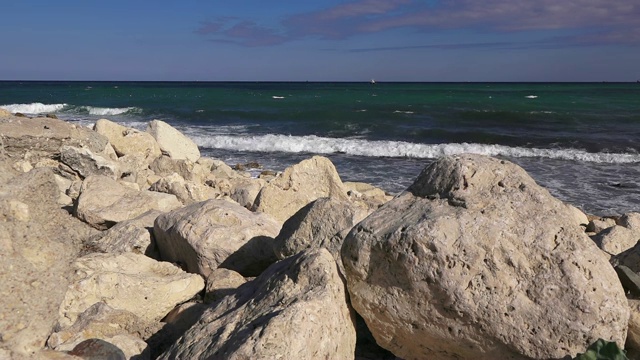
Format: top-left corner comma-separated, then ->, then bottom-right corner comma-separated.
146,120 -> 200,162
209,158 -> 245,179
613,242 -> 640,273
627,300 -> 640,359
154,199 -> 281,277
48,302 -> 157,359
158,249 -> 356,360
46,113 -> 58,119
204,268 -> 247,303
0,167 -> 98,356
592,225 -> 640,255
161,301 -> 208,335
58,252 -> 204,328
229,177 -> 265,209
12,159 -> 33,173
0,108 -> 12,117
614,265 -> 640,297
85,210 -> 163,257
116,154 -> 155,189
565,204 -> 589,227
0,115 -> 110,160
150,173 -> 220,205
253,156 -> 348,222
619,212 -> 640,232
75,175 -> 182,230
149,155 -> 209,183
94,119 -> 162,164
59,145 -> 119,179
341,154 -> 629,360
586,217 -> 617,233
68,339 -> 126,360
273,197 -> 363,262
344,181 -> 393,210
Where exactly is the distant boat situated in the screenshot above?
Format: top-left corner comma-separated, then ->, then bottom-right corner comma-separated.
370,79 -> 376,85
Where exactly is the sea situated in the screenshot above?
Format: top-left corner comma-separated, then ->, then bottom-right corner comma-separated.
1,81 -> 639,216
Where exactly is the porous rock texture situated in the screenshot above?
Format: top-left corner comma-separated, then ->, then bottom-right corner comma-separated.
341,154 -> 629,360
58,252 -> 204,328
158,248 -> 356,360
252,155 -> 349,222
154,199 -> 281,277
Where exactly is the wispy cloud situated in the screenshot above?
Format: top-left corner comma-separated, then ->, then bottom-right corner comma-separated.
195,0 -> 640,47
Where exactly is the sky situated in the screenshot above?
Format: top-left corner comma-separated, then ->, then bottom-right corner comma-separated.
1,0 -> 639,82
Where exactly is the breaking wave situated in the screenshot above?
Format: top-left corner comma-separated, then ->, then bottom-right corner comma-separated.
0,103 -> 66,114
192,133 -> 640,164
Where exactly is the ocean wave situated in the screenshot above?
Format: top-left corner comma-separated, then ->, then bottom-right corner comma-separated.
0,102 -> 67,114
85,106 -> 138,116
192,133 -> 640,164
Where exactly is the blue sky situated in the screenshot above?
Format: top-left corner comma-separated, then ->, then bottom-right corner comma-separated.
1,0 -> 638,81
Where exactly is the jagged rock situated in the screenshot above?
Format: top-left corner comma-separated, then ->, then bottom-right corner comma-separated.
75,175 -> 182,230
204,268 -> 247,303
341,154 -> 629,360
94,119 -> 161,164
273,197 -> 364,263
146,120 -> 200,162
59,145 -> 119,179
154,199 -> 281,277
149,155 -> 209,183
592,225 -> 640,255
613,242 -> 640,274
85,210 -> 163,257
158,249 -> 356,360
252,156 -> 349,222
0,167 -> 98,356
229,177 -> 265,209
627,300 -> 640,359
614,265 -> 640,297
150,173 -> 220,205
345,181 -> 393,212
48,302 -> 158,359
0,115 -> 110,160
58,252 -> 204,328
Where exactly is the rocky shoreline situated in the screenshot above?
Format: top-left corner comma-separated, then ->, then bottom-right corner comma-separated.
1,110 -> 640,359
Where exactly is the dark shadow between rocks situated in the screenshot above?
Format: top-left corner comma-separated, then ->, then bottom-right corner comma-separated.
218,235 -> 278,277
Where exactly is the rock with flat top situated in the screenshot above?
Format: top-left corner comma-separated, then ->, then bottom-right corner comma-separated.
58,252 -> 204,328
86,210 -> 163,256
158,249 -> 356,360
154,199 -> 281,277
252,156 -> 348,222
146,120 -> 200,162
341,154 -> 629,360
75,175 -> 181,230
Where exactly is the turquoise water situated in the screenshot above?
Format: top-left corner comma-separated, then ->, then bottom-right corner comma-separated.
2,81 -> 640,215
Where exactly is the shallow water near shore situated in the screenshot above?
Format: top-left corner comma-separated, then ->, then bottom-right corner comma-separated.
2,81 -> 640,216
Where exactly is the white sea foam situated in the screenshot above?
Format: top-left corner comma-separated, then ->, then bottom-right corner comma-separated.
272,96 -> 285,99
0,103 -> 67,114
525,95 -> 538,99
192,133 -> 640,164
393,110 -> 414,114
85,106 -> 137,116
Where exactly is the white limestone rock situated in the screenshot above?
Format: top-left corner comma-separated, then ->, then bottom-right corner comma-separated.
146,120 -> 200,162
341,154 -> 629,360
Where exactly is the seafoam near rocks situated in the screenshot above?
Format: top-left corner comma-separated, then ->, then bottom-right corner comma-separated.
341,154 -> 629,360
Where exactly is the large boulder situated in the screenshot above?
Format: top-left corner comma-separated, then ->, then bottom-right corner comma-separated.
158,249 -> 356,360
592,225 -> 640,255
94,118 -> 162,164
0,167 -> 98,356
0,115 -> 110,161
341,154 -> 629,360
75,175 -> 182,230
252,156 -> 349,222
273,197 -> 364,262
154,199 -> 281,277
146,120 -> 200,162
149,173 -> 220,205
57,252 -> 204,328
